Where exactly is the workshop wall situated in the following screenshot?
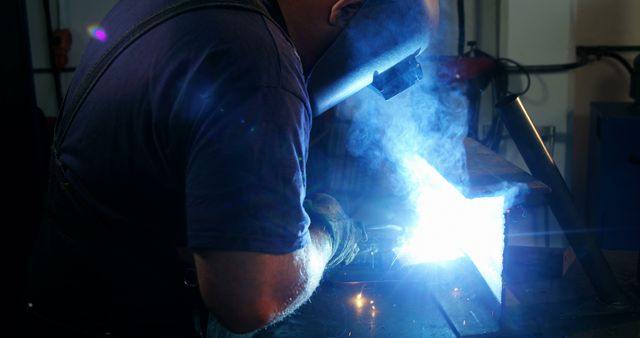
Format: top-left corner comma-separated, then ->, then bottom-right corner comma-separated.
27,0 -> 117,118
572,0 -> 640,214
471,0 -> 639,247
498,0 -> 576,180
460,0 -> 575,179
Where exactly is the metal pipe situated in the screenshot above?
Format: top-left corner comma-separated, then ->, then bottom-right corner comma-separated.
496,95 -> 627,306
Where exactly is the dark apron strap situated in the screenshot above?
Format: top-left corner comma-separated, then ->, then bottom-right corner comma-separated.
52,0 -> 276,155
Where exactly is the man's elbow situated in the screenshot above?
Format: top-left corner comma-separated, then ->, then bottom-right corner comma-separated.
193,249 -> 319,333
203,296 -> 283,334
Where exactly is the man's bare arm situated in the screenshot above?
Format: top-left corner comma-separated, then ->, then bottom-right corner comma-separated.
193,228 -> 332,333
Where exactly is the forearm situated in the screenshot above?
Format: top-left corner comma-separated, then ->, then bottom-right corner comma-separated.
272,227 -> 332,321
193,228 -> 332,333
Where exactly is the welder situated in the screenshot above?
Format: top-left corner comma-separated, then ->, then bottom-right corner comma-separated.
25,0 -> 437,337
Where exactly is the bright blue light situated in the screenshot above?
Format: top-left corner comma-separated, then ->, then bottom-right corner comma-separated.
395,155 -> 506,303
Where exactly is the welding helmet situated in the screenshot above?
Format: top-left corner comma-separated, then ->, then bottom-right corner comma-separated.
307,0 -> 439,116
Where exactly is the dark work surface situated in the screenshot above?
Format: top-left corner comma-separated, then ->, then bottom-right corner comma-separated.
255,250 -> 640,338
255,279 -> 457,338
258,256 -> 501,338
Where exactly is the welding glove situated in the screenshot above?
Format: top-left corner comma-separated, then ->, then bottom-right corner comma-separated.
304,193 -> 361,269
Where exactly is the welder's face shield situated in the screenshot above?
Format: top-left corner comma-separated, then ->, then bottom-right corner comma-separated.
307,0 -> 439,116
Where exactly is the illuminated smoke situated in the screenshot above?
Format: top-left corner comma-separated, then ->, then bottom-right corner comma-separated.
339,55 -> 519,303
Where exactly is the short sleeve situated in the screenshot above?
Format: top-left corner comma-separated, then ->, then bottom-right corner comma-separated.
184,85 -> 311,254
148,10 -> 312,254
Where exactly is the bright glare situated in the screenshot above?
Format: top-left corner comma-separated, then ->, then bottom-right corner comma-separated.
396,155 -> 506,302
353,293 -> 366,309
351,292 -> 379,317
86,24 -> 108,42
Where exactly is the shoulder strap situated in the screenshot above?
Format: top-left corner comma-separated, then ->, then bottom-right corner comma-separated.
53,0 -> 275,150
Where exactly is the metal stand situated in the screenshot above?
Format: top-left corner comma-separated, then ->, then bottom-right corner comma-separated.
496,95 -> 627,307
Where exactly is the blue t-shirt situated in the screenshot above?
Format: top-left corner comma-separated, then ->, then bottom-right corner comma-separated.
58,0 -> 312,254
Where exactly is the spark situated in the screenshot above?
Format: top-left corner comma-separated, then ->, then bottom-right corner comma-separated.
353,293 -> 366,309
451,287 -> 462,298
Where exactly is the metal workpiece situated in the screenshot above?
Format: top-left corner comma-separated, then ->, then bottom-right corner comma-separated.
495,95 -> 628,307
431,257 -> 502,337
303,115 -> 553,337
321,197 -> 506,336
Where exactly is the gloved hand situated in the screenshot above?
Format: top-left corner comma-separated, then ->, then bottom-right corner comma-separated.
304,193 -> 361,269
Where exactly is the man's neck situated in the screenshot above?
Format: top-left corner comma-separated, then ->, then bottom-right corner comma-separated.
277,0 -> 335,74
